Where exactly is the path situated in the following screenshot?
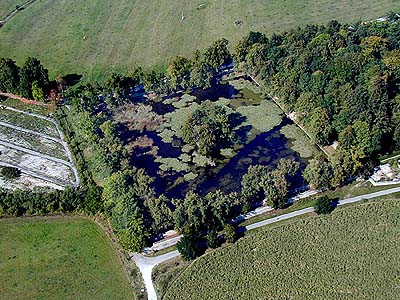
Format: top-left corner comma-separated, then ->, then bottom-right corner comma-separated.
0,121 -> 63,143
133,186 -> 400,300
0,105 -> 80,187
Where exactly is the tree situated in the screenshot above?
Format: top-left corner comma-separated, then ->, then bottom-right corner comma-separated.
263,159 -> 300,209
224,224 -> 237,243
190,60 -> 215,89
303,157 -> 333,189
146,195 -> 173,233
204,38 -> 232,70
206,230 -> 220,249
119,211 -> 149,252
177,232 -> 199,261
31,81 -> 45,102
166,56 -> 191,90
305,107 -> 332,145
0,166 -> 21,180
314,196 -> 334,214
19,57 -> 49,98
84,184 -> 103,215
0,58 -> 20,93
182,101 -> 235,157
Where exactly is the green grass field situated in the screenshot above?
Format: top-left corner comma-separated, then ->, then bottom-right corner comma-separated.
1,0 -> 400,80
162,197 -> 400,300
0,217 -> 135,300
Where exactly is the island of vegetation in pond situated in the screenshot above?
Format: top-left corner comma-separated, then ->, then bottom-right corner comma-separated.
113,76 -> 320,198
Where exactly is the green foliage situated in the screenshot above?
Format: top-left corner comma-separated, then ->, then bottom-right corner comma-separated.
241,159 -> 300,208
206,230 -> 220,249
163,199 -> 400,300
314,195 -> 334,214
166,56 -> 192,90
182,101 -> 235,157
223,224 -> 237,243
102,169 -> 153,232
177,233 -> 199,261
31,81 -> 45,102
0,57 -> 20,94
0,166 -> 21,180
0,188 -> 83,216
19,57 -> 49,98
146,195 -> 174,233
119,211 -> 149,252
203,38 -> 232,70
303,157 -> 333,189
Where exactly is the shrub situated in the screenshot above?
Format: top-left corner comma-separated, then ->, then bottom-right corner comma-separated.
314,196 -> 335,214
0,166 -> 21,180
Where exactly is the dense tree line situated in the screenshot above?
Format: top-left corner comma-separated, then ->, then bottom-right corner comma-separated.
0,57 -> 49,100
234,16 -> 400,178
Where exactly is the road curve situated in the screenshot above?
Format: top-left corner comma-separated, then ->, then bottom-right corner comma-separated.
132,251 -> 180,300
133,186 -> 400,300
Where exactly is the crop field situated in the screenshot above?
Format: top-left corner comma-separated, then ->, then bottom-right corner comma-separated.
162,198 -> 400,300
0,104 -> 78,190
115,77 -> 317,197
1,0 -> 400,80
0,217 -> 135,300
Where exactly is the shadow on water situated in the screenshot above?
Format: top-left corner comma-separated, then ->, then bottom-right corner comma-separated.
190,83 -> 239,102
192,118 -> 307,196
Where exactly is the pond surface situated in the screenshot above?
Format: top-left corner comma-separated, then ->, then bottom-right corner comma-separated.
128,77 -> 312,199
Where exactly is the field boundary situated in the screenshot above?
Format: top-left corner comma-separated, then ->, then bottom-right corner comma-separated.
0,0 -> 37,26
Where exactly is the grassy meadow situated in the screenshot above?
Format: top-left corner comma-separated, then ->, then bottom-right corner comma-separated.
1,0 -> 400,80
162,197 -> 400,300
0,217 -> 135,300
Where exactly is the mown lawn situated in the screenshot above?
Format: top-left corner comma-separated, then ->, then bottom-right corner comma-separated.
0,217 -> 135,300
163,197 -> 400,300
1,0 -> 400,80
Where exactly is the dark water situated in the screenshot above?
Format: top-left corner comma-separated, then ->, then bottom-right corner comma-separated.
129,78 -> 308,199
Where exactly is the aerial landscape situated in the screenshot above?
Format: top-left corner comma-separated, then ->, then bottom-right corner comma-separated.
1,1 -> 400,300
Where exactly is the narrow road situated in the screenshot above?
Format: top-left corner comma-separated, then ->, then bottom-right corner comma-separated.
133,186 -> 400,300
132,251 -> 180,300
0,161 -> 69,187
0,105 -> 80,187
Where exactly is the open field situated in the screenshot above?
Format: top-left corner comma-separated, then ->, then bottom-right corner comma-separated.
0,104 -> 78,189
1,0 -> 400,80
0,0 -> 18,19
162,197 -> 400,300
0,217 -> 135,300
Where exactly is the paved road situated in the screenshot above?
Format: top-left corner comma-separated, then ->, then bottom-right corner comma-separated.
132,251 -> 180,300
133,186 -> 400,300
0,105 -> 80,187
